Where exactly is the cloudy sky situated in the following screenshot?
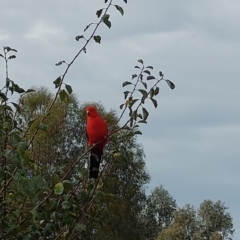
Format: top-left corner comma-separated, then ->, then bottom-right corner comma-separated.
1,0 -> 240,237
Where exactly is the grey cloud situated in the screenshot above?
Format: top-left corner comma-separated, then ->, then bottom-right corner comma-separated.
1,1 -> 240,238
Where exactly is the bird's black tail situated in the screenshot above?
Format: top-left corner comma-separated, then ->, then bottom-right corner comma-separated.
89,146 -> 103,179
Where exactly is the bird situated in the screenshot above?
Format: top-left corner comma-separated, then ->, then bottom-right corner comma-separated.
86,106 -> 108,179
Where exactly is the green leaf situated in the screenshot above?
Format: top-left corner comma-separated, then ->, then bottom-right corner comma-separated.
150,88 -> 155,98
1,105 -> 12,111
129,117 -> 133,127
4,46 -> 17,52
142,107 -> 149,121
55,61 -> 65,66
18,142 -> 29,162
129,99 -> 138,108
132,74 -> 137,79
119,103 -> 124,109
159,71 -> 163,77
53,77 -> 61,88
43,223 -> 53,236
146,66 -> 153,69
123,0 -> 127,3
122,81 -> 132,87
54,182 -> 64,195
62,180 -> 71,184
65,84 -> 73,94
87,183 -> 94,191
61,201 -> 71,209
74,223 -> 86,232
134,130 -> 142,135
12,83 -> 25,93
166,79 -> 175,89
9,130 -> 21,142
28,116 -> 40,128
147,76 -> 155,80
16,233 -> 23,239
124,91 -> 130,99
62,180 -> 73,191
122,125 -> 131,130
50,212 -> 56,220
75,35 -> 84,41
37,123 -> 48,132
30,208 -> 38,218
154,86 -> 160,95
12,119 -> 17,128
18,88 -> 25,94
0,168 -> 5,181
138,59 -> 143,64
141,81 -> 147,89
134,66 -> 140,69
84,24 -> 91,32
3,121 -> 11,130
8,86 -> 13,95
144,70 -> 151,75
138,89 -> 148,98
131,109 -> 137,120
150,98 -> 158,108
141,96 -> 146,104
102,14 -> 111,28
138,120 -> 147,124
52,174 -> 60,185
25,89 -> 35,93
18,142 -> 28,152
0,53 -> 4,58
94,35 -> 101,44
6,78 -> 10,87
0,92 -> 7,101
11,102 -> 21,113
97,178 -> 103,189
59,89 -> 69,102
96,9 -> 103,18
80,167 -> 88,178
115,5 -> 124,15
8,55 -> 16,60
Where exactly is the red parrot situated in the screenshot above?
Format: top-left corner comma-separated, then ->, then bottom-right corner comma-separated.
86,106 -> 108,179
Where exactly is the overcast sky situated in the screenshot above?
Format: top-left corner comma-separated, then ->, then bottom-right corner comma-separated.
1,0 -> 240,238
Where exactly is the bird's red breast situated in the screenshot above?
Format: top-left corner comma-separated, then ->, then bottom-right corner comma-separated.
86,106 -> 108,148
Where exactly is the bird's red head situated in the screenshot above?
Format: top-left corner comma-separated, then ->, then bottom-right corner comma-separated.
86,106 -> 99,117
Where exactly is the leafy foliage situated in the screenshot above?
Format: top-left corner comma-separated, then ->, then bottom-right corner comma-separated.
0,82 -> 152,239
1,46 -> 170,238
119,59 -> 174,131
198,200 -> 234,239
144,185 -> 177,240
157,200 -> 234,240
